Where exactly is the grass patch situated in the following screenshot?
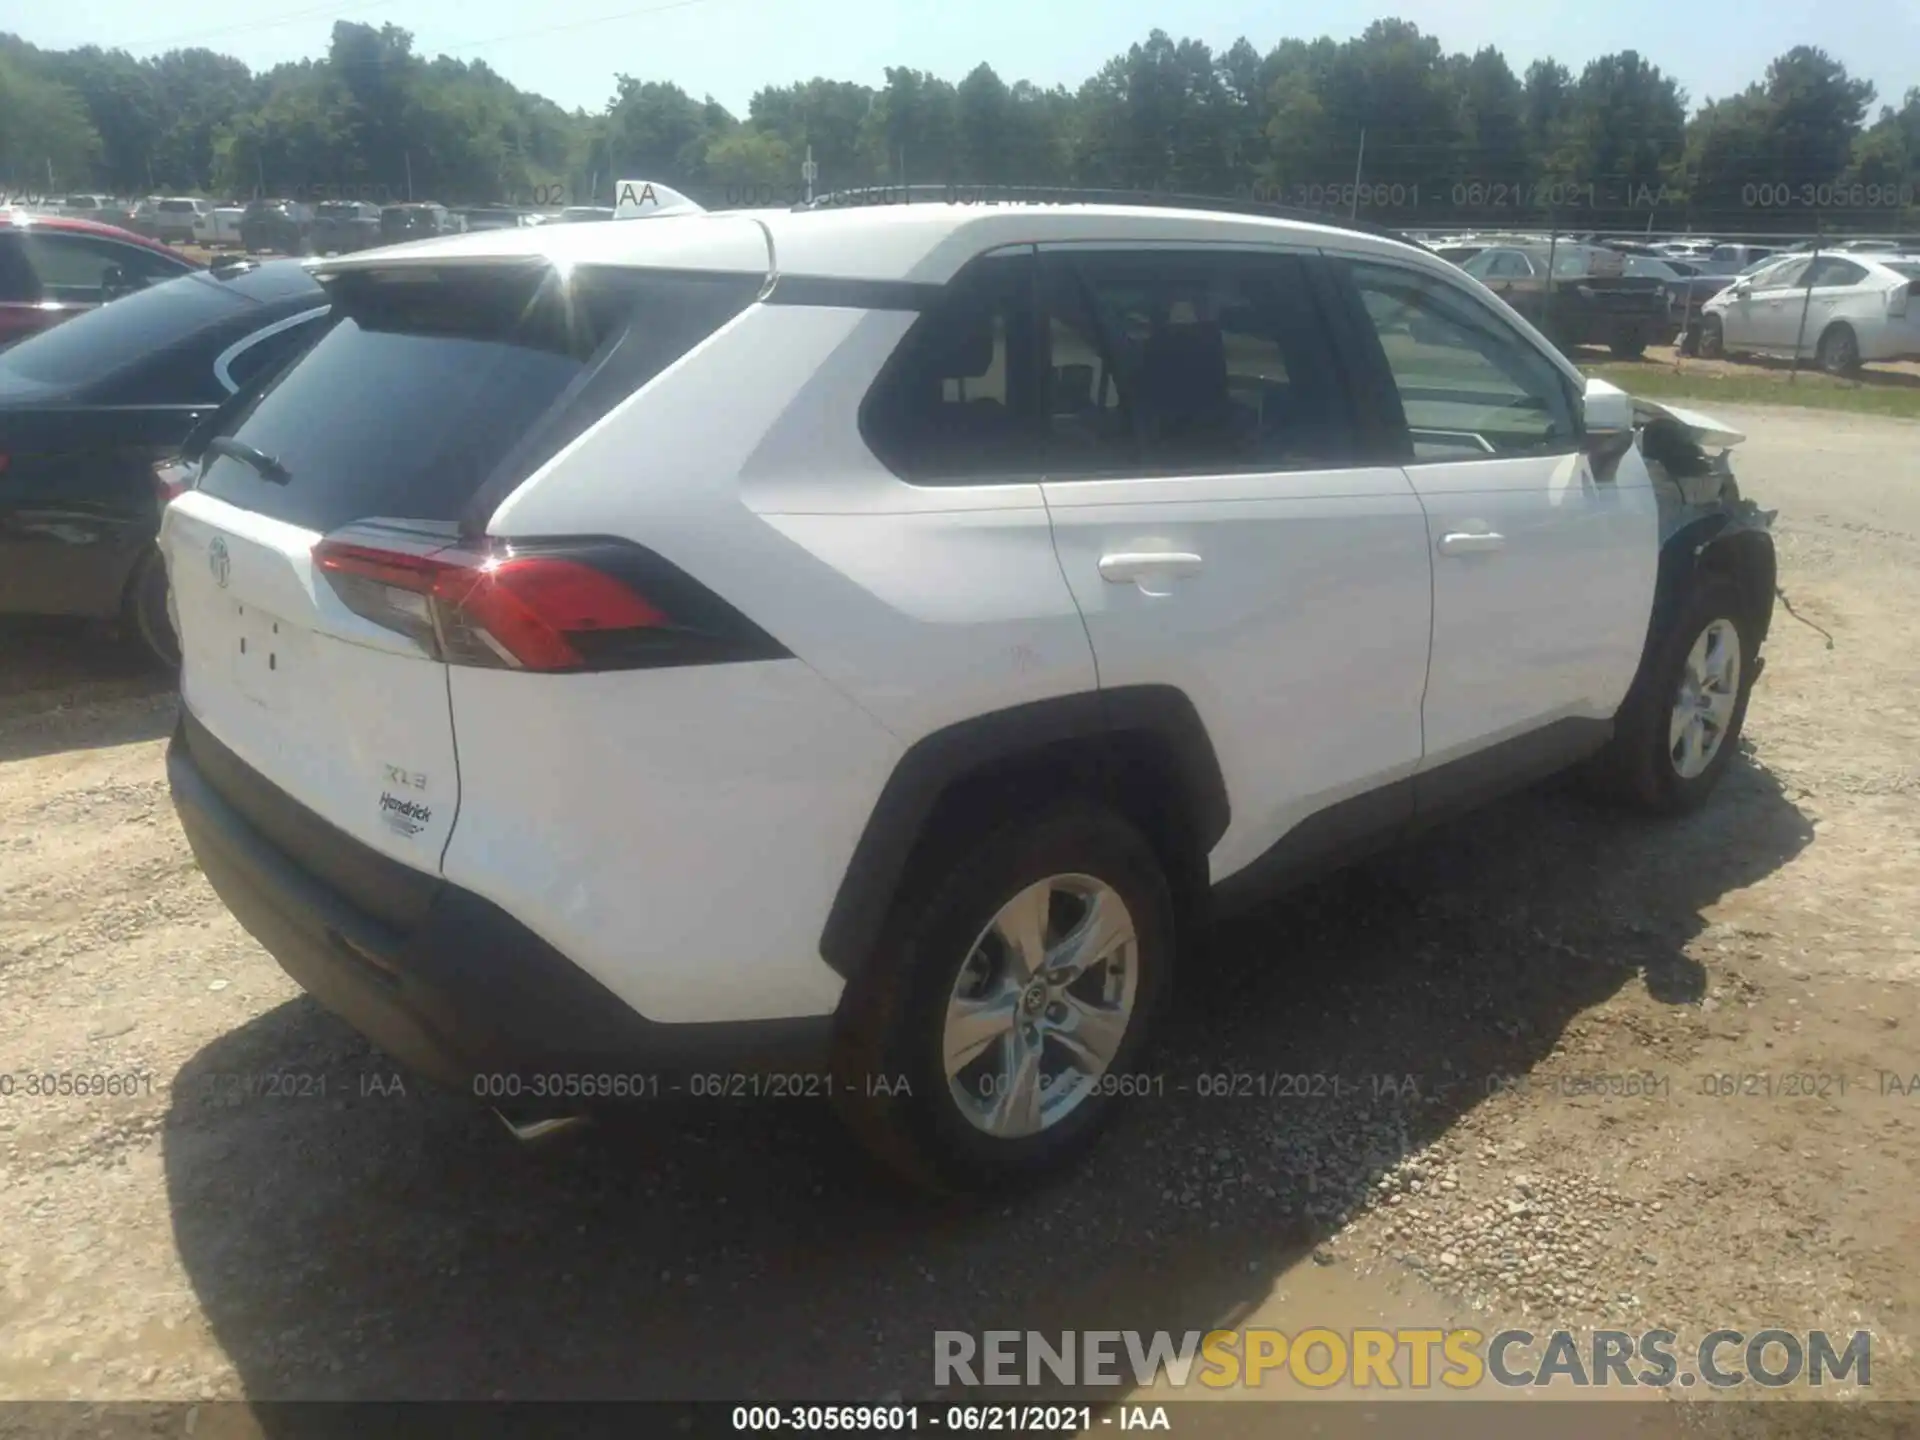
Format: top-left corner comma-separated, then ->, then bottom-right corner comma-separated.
1583,360 -> 1920,419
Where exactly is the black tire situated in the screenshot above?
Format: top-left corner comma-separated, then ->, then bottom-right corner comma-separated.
1816,323 -> 1861,376
1698,315 -> 1726,359
831,801 -> 1175,1195
123,550 -> 180,669
1587,574 -> 1757,815
1608,335 -> 1647,359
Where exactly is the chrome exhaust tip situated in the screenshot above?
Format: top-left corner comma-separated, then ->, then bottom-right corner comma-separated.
493,1110 -> 594,1143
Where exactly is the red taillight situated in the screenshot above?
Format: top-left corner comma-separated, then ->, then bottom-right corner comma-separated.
154,459 -> 193,503
311,525 -> 747,673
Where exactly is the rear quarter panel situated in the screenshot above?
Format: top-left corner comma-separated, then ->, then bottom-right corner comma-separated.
467,301 -> 1101,1022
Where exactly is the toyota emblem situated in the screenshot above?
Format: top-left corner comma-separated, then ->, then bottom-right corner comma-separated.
208,537 -> 231,589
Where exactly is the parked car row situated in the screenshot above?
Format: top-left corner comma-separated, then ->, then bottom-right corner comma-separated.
1424,229 -> 1920,372
1445,237 -> 1673,356
0,256 -> 330,663
0,177 -> 658,663
1697,250 -> 1920,372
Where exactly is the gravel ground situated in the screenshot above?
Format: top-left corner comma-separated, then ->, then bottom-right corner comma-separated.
1,404 -> 1916,1427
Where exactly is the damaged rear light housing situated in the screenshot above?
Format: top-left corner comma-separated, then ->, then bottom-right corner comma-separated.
312,521 -> 788,673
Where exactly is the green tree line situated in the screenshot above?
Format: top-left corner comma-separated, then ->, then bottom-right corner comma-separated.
2,18 -> 1914,230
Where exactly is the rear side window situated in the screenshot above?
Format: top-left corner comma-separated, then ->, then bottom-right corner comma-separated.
859,254 -> 1038,483
1805,258 -> 1869,288
1337,260 -> 1578,461
220,312 -> 327,393
196,264 -> 761,535
21,232 -> 185,302
0,271 -> 252,391
0,234 -> 36,302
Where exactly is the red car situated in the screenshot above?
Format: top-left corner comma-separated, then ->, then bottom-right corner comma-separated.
0,211 -> 202,348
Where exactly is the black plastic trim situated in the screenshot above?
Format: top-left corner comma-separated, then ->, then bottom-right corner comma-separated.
761,274 -> 947,311
1304,254 -> 1413,467
171,718 -> 833,1089
180,708 -> 442,933
1212,717 -> 1611,917
817,686 -> 1228,979
1409,716 -> 1612,825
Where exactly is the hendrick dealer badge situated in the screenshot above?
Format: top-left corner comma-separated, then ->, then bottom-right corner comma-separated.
379,791 -> 432,837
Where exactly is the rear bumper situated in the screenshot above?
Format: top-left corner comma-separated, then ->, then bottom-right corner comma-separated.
168,715 -> 833,1103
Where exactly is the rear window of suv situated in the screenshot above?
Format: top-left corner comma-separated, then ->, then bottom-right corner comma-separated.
196,263 -> 762,535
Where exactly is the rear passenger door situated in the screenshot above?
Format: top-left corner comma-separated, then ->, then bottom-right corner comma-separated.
1328,256 -> 1656,798
1036,245 -> 1434,887
1791,257 -> 1869,354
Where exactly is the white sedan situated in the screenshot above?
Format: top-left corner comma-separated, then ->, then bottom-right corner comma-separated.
1699,250 -> 1920,372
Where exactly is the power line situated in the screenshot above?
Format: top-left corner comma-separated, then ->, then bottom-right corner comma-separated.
107,0 -> 399,53
431,0 -> 715,55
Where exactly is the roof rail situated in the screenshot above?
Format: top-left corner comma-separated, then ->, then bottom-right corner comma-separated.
791,183 -> 1429,252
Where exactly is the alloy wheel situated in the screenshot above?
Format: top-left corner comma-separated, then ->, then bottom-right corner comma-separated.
942,874 -> 1138,1139
1669,618 -> 1741,779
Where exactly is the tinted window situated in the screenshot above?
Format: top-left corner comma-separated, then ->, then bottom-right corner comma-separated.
0,270 -> 253,392
21,232 -> 183,301
1805,258 -> 1868,287
1056,249 -> 1358,474
221,312 -> 327,392
1465,250 -> 1532,279
1756,259 -> 1811,291
1886,262 -> 1920,282
1626,257 -> 1680,279
1341,260 -> 1577,461
860,254 -> 1036,483
0,234 -> 35,302
197,264 -> 760,534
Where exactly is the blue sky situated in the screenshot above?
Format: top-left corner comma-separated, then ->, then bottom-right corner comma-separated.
17,0 -> 1915,120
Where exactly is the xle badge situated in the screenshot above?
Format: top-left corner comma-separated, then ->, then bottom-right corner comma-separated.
380,792 -> 431,837
208,537 -> 230,589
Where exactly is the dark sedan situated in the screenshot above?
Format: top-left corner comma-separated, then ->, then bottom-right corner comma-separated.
1460,243 -> 1672,356
0,258 -> 329,664
1623,255 -> 1737,327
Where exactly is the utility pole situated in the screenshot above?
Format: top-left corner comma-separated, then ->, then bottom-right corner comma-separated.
1350,127 -> 1366,221
405,150 -> 414,202
1543,204 -> 1561,343
1789,214 -> 1824,385
802,144 -> 817,204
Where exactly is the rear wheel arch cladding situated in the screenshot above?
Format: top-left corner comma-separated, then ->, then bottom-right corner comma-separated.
817,686 -> 1229,983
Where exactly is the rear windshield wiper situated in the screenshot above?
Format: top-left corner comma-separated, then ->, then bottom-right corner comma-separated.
205,436 -> 293,485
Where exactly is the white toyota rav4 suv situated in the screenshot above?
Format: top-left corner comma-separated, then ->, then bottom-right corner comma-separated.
159,192 -> 1777,1192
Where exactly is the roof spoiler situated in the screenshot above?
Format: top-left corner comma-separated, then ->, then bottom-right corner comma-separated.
612,180 -> 706,220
